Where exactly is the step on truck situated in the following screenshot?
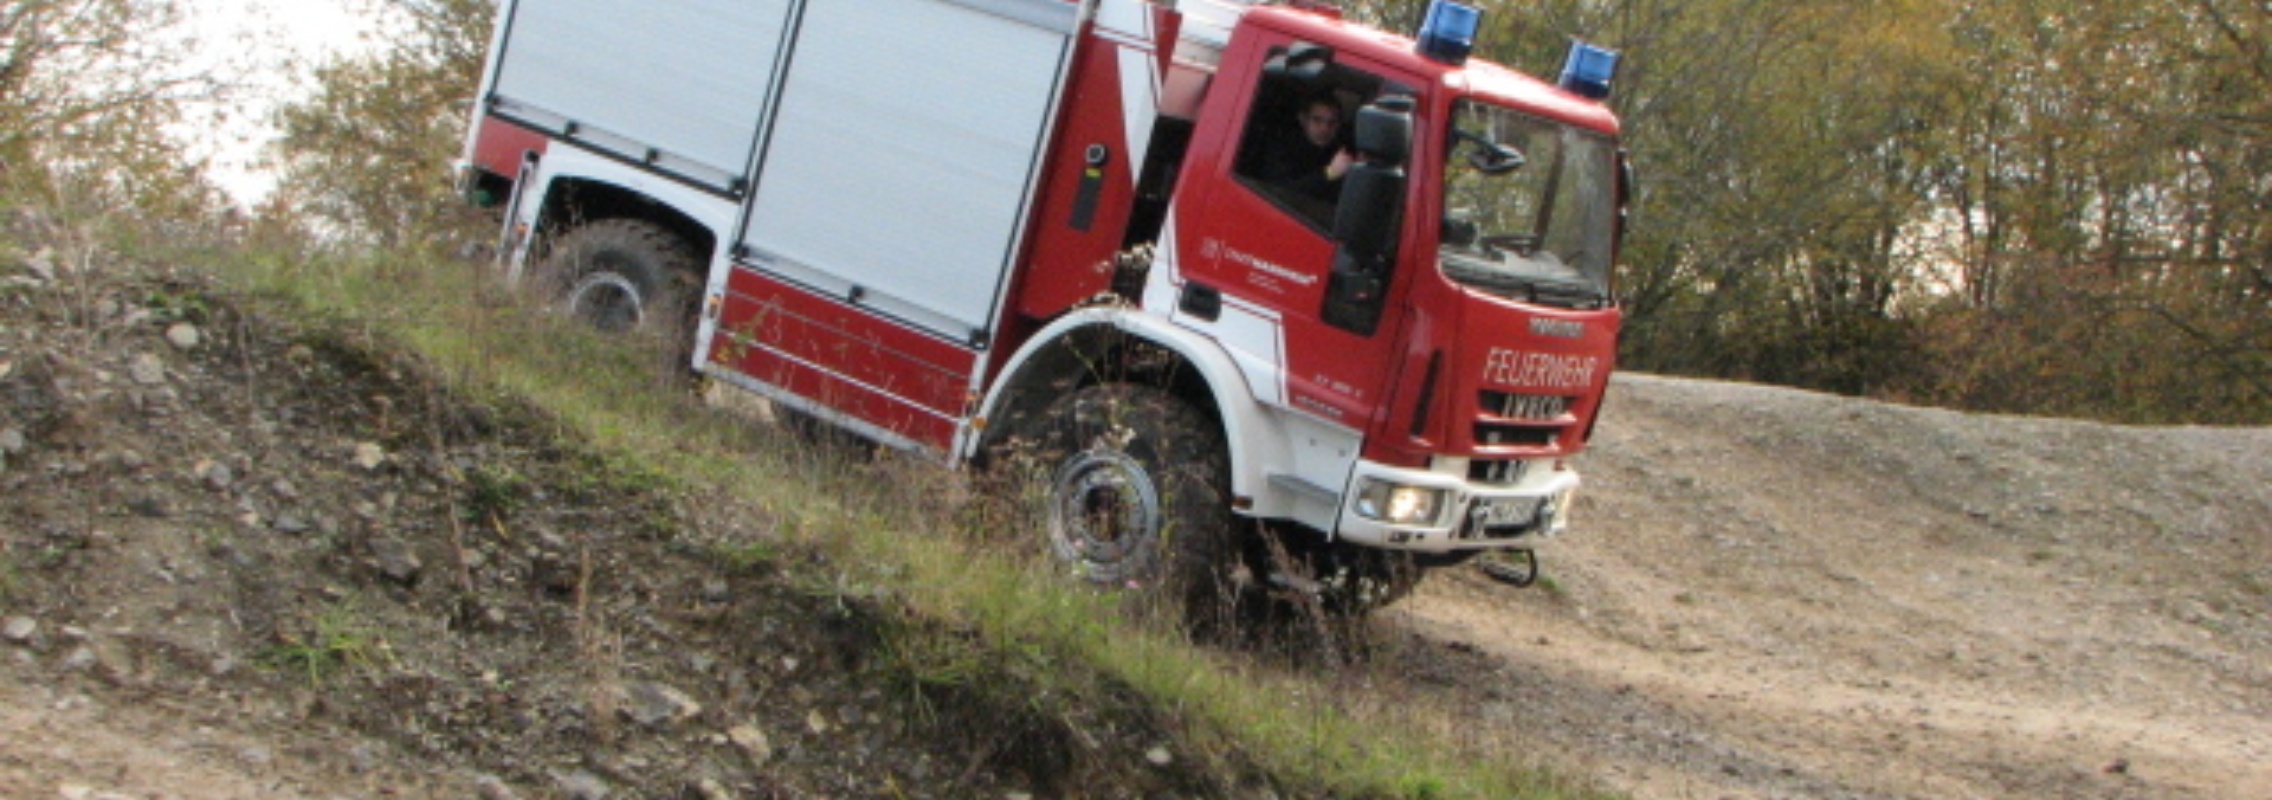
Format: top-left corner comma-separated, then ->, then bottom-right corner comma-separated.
457,0 -> 1630,619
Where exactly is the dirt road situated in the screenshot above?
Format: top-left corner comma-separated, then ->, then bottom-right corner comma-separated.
1386,374 -> 2272,800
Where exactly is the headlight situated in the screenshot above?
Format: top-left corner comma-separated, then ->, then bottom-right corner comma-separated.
1355,480 -> 1445,525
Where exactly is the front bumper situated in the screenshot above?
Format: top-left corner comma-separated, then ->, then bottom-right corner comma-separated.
1333,458 -> 1579,553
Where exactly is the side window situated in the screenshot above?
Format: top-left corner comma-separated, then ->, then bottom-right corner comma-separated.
1232,47 -> 1387,231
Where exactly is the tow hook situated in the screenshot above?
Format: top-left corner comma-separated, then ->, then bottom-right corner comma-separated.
1477,548 -> 1539,588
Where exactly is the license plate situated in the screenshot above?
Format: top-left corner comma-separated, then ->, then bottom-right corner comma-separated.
1475,497 -> 1541,528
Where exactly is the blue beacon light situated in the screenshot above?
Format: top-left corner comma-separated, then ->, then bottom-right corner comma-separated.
1417,1 -> 1480,66
1559,42 -> 1620,100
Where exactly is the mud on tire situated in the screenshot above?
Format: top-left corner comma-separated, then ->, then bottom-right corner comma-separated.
1007,384 -> 1254,631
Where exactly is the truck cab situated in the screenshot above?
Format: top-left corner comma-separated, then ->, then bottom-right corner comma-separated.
975,3 -> 1626,609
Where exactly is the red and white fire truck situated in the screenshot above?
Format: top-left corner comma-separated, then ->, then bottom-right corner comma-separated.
457,0 -> 1629,613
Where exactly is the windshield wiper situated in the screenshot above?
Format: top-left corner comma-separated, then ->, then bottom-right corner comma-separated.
1441,255 -> 1606,309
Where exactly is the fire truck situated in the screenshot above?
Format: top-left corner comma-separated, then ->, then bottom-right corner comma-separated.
457,0 -> 1629,616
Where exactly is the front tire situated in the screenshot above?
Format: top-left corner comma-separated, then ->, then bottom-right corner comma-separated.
1015,384 -> 1251,629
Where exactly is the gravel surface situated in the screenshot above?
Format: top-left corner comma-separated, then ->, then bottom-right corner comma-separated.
1381,373 -> 2271,799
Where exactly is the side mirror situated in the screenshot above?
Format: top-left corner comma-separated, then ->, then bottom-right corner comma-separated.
1324,96 -> 1416,335
1454,130 -> 1525,174
1333,163 -> 1403,260
1352,95 -> 1415,166
1334,96 -> 1415,257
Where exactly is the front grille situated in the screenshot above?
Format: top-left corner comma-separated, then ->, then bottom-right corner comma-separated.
1474,391 -> 1569,450
1473,422 -> 1557,448
1480,390 -> 1572,421
1468,458 -> 1527,485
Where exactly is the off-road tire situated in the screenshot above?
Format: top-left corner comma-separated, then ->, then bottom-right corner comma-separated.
536,219 -> 702,372
1014,384 -> 1252,631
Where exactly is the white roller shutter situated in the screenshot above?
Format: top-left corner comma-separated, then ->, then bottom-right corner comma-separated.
488,0 -> 796,192
739,0 -> 1081,341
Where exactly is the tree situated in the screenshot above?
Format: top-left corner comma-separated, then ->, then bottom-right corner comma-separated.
265,0 -> 491,248
0,0 -> 218,214
1908,0 -> 2272,421
1456,0 -> 2266,421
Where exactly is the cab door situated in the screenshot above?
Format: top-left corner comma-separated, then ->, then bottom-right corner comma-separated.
1169,30 -> 1430,431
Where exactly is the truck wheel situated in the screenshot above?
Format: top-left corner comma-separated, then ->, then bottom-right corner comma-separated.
538,219 -> 701,358
1022,384 -> 1251,630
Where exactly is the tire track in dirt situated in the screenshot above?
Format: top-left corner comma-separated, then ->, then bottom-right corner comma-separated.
1377,374 -> 2272,800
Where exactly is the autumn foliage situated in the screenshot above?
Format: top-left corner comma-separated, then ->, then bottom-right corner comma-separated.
1360,0 -> 2271,424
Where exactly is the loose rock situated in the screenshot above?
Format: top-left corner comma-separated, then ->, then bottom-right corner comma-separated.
165,323 -> 202,351
729,723 -> 774,766
128,353 -> 166,385
553,769 -> 611,800
352,442 -> 387,471
2,616 -> 36,643
622,681 -> 702,729
474,774 -> 522,800
693,778 -> 733,800
25,247 -> 56,282
369,538 -> 423,585
198,460 -> 235,491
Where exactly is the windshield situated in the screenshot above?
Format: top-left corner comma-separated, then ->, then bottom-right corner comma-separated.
1438,101 -> 1618,308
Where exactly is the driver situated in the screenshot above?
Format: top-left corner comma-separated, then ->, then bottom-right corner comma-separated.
1256,94 -> 1357,202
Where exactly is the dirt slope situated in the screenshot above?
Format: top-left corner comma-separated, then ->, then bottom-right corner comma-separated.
1385,373 -> 2272,799
0,249 -> 1227,799
3,234 -> 2267,799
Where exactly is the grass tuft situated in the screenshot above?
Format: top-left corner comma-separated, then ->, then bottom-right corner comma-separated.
258,599 -> 388,686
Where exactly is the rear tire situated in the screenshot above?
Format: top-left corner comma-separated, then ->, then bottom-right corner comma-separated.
537,219 -> 702,374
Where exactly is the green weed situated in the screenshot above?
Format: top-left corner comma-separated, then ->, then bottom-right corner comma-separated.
710,537 -> 780,574
0,554 -> 22,605
140,287 -> 210,324
462,463 -> 528,523
258,601 -> 386,686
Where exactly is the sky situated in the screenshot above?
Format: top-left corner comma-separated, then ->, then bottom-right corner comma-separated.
179,0 -> 378,204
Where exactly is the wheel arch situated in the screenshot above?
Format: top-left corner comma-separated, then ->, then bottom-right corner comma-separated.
537,177 -> 717,263
518,150 -> 732,268
973,307 -> 1271,508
